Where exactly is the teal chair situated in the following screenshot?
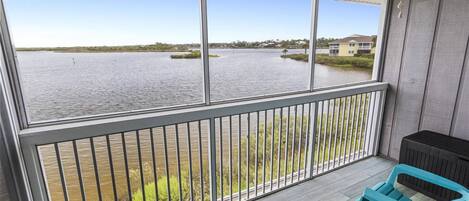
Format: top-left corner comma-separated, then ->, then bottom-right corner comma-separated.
358,164 -> 469,201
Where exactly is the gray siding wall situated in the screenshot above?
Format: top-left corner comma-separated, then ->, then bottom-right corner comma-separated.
0,114 -> 13,201
380,0 -> 469,160
0,161 -> 11,201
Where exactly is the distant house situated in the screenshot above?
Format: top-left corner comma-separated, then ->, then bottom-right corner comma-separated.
328,34 -> 374,56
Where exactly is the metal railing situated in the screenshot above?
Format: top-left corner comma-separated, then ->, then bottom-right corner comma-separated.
358,46 -> 372,50
19,82 -> 387,201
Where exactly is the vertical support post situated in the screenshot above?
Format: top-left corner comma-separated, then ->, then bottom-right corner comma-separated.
372,0 -> 391,81
199,0 -> 211,105
21,144 -> 48,201
208,118 -> 217,201
373,90 -> 387,155
306,103 -> 318,178
308,0 -> 319,91
364,92 -> 377,156
0,2 -> 34,200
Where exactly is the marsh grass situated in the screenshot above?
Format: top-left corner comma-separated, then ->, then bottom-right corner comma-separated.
281,53 -> 374,69
131,95 -> 372,201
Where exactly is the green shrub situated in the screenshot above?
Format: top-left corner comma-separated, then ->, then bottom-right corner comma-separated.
171,50 -> 219,59
132,172 -> 191,201
315,55 -> 373,69
354,53 -> 375,59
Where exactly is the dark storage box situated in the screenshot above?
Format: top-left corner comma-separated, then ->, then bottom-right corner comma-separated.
398,130 -> 469,201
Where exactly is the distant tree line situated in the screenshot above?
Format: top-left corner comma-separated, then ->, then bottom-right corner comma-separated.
16,38 -> 341,53
207,38 -> 339,49
315,37 -> 338,49
16,43 -> 190,53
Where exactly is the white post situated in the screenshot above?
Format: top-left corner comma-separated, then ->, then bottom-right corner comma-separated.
208,118 -> 217,201
199,0 -> 211,105
306,103 -> 318,178
308,0 -> 319,91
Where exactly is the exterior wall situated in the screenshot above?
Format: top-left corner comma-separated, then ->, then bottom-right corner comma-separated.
338,43 -> 354,56
335,42 -> 373,56
0,114 -> 17,201
380,0 -> 469,160
0,161 -> 11,201
0,110 -> 19,201
349,43 -> 359,55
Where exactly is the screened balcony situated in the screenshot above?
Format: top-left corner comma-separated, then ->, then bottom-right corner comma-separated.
19,83 -> 387,201
1,0 -> 469,201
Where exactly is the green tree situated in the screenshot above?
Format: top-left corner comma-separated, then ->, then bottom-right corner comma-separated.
302,44 -> 309,54
371,35 -> 377,48
132,172 -> 191,201
316,37 -> 338,49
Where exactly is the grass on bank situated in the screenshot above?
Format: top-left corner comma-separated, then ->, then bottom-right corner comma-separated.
281,53 -> 374,69
170,50 -> 219,59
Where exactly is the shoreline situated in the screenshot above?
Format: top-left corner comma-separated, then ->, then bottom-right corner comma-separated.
15,43 -> 190,53
16,47 -> 328,53
281,53 -> 374,69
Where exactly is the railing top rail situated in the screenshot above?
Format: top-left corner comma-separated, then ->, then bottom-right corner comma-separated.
20,82 -> 387,146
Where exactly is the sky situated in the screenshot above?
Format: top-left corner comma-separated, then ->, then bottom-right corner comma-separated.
4,0 -> 382,47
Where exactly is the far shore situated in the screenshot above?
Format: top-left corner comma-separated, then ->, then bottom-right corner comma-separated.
16,47 -> 320,53
15,38 -> 334,53
15,47 -> 373,69
15,43 -> 190,53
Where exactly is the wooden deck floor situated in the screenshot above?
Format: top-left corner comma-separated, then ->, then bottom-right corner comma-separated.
258,157 -> 434,201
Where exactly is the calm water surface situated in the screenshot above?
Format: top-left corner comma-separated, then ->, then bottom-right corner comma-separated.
17,49 -> 370,122
18,49 -> 371,201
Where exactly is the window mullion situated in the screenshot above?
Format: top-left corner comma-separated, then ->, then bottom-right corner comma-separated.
308,0 -> 319,92
199,0 -> 211,105
372,0 -> 391,81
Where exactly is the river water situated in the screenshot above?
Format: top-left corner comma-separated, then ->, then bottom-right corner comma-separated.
17,49 -> 371,201
16,49 -> 370,122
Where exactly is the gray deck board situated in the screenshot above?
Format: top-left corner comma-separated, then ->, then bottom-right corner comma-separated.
258,157 -> 433,201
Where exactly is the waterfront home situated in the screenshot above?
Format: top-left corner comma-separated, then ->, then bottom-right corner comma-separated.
328,34 -> 375,56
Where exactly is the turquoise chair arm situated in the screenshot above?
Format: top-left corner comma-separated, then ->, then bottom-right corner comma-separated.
386,164 -> 469,200
362,188 -> 397,201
